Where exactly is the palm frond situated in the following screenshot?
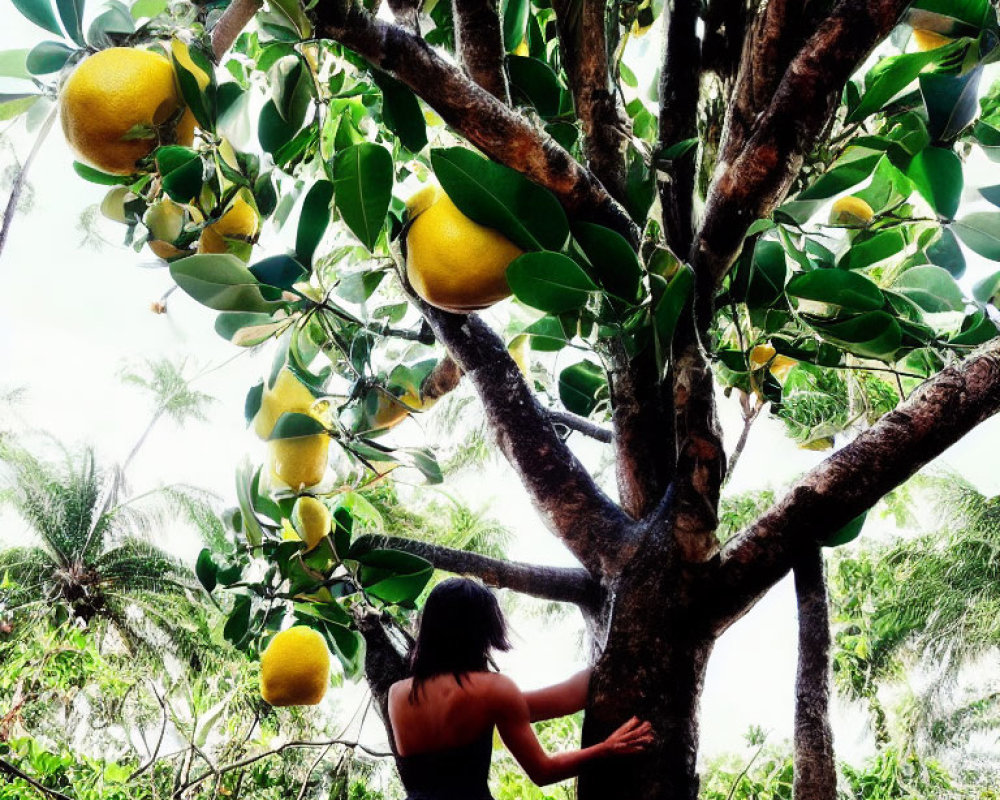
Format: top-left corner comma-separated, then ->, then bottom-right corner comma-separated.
119,357 -> 215,426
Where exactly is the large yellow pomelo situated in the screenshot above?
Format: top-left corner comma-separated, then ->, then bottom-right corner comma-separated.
260,626 -> 331,706
253,368 -> 317,440
269,434 -> 330,491
290,496 -> 331,552
405,186 -> 524,313
60,48 -> 194,175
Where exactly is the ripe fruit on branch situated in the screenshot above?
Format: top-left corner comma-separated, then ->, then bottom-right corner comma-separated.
253,367 -> 318,440
405,185 -> 524,313
269,433 -> 330,491
829,196 -> 874,226
912,29 -> 952,51
290,496 -> 331,552
60,47 -> 195,175
260,626 -> 331,706
749,344 -> 797,382
198,193 -> 260,258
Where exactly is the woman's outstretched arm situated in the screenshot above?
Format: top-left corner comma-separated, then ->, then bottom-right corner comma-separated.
492,675 -> 653,786
523,668 -> 590,722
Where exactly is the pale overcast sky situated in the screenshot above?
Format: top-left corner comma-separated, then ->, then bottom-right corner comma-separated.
2,5 -> 1000,765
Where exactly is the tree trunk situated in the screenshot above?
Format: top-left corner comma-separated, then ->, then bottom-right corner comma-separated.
793,549 -> 837,800
578,536 -> 715,800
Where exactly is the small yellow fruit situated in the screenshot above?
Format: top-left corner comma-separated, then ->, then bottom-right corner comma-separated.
291,496 -> 331,552
912,29 -> 952,51
513,40 -> 530,57
253,368 -> 317,440
749,344 -> 797,382
60,48 -> 195,175
269,434 -> 330,490
830,196 -> 875,226
405,185 -> 524,313
508,335 -> 531,376
260,626 -> 331,707
100,186 -> 133,224
198,193 -> 260,257
371,388 -> 426,430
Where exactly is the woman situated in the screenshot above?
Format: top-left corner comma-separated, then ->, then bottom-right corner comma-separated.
388,577 -> 654,799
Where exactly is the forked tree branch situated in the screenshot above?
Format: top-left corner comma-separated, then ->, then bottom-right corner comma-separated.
314,0 -> 638,245
792,548 -> 837,800
711,337 -> 1000,631
453,0 -> 510,102
357,534 -> 602,609
416,302 -> 640,576
552,0 -> 631,202
695,0 -> 912,288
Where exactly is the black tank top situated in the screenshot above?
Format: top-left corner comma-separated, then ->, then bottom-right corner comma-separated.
395,727 -> 495,800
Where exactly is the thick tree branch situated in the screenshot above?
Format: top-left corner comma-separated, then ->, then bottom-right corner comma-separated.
210,0 -> 262,61
711,337 -> 1000,631
695,0 -> 911,288
315,1 -> 638,245
355,611 -> 409,746
417,303 -> 638,576
386,0 -> 421,34
658,0 -> 702,256
358,534 -> 602,609
792,548 -> 837,800
552,0 -> 631,202
453,0 -> 509,102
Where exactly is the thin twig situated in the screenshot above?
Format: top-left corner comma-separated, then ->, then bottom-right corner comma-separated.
547,409 -> 613,443
0,757 -> 74,800
127,681 -> 170,781
0,107 -> 57,261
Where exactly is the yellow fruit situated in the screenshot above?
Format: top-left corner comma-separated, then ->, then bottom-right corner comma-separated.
830,196 -> 874,226
198,193 -> 260,257
260,626 -> 331,706
100,186 -> 133,224
148,239 -> 190,260
60,48 -> 195,175
372,388 -> 425,430
291,496 -> 331,552
513,40 -> 530,57
405,185 -> 524,313
508,335 -> 531,376
253,368 -> 317,440
170,39 -> 212,92
749,344 -> 798,382
269,434 -> 330,490
912,29 -> 952,51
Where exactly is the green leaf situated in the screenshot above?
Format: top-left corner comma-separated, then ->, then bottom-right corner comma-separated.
195,548 -> 218,593
372,69 -> 427,152
25,41 -> 73,74
893,265 -> 965,312
215,311 -> 289,346
55,0 -> 85,46
0,94 -> 39,121
172,42 -> 214,130
356,549 -> 433,604
333,143 -> 393,251
86,2 -> 135,47
258,99 -> 297,155
824,511 -> 867,547
786,270 -> 885,314
572,222 -> 642,302
920,66 -> 983,142
926,226 -> 966,277
502,0 -> 529,49
170,254 -> 284,313
741,239 -> 788,309
810,312 -> 903,360
949,307 -> 999,344
130,0 -> 166,18
558,360 -> 607,417
507,55 -> 562,118
909,0 -> 994,32
430,147 -> 568,252
269,411 -> 327,440
652,265 -> 694,345
848,50 -> 945,123
11,0 -> 63,37
838,230 -> 908,270
72,160 -> 130,185
224,595 -> 252,647
273,56 -> 312,129
250,254 -> 308,289
506,251 -> 598,313
156,145 -> 203,203
905,146 -> 963,220
235,462 -> 265,548
799,149 -> 882,200
296,179 -> 333,265
972,270 -> 1000,303
0,50 -> 31,79
953,212 -> 1000,259
522,316 -> 568,351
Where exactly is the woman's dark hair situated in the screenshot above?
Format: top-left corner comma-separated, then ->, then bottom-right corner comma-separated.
408,577 -> 511,702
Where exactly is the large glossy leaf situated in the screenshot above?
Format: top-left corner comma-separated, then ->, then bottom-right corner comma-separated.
55,0 -> 85,46
743,240 -> 788,309
824,511 -> 867,547
786,270 -> 885,314
953,212 -> 1000,260
847,49 -> 945,123
809,312 -> 903,360
371,69 -> 427,152
839,229 -> 907,270
502,0 -> 530,49
11,0 -> 63,37
170,254 -> 285,313
653,265 -> 694,345
893,265 -> 965,312
908,0 -> 994,32
572,222 -> 642,303
296,179 -> 333,265
920,67 -> 983,142
333,143 -> 392,251
558,360 -> 607,417
926,225 -> 966,276
270,412 -> 327,440
25,41 -> 74,74
430,147 -> 568,252
799,149 -> 882,200
250,254 -> 308,290
356,549 -> 433,604
506,251 -> 598,313
156,145 -> 203,202
215,311 -> 289,347
507,55 -> 562,118
906,146 -> 963,220
0,50 -> 31,79
86,1 -> 135,47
